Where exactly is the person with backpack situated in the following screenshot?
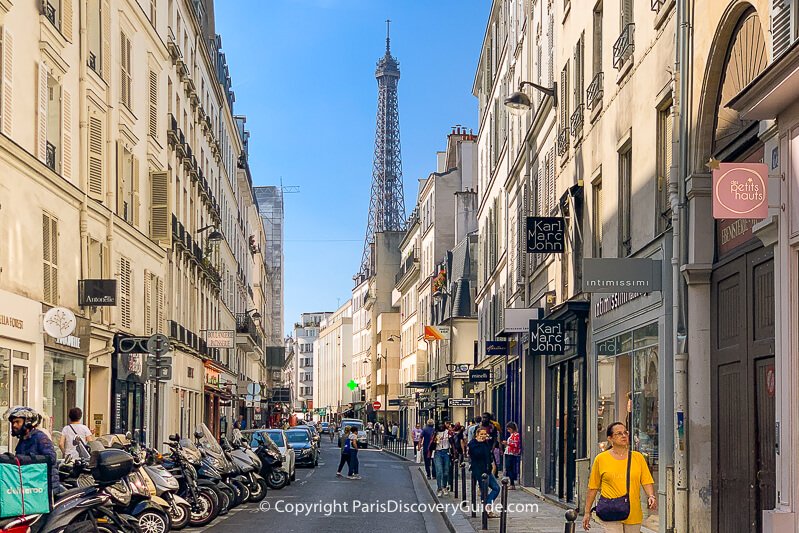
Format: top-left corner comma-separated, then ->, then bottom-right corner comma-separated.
336,425 -> 352,477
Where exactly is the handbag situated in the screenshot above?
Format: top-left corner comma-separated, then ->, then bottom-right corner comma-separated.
593,449 -> 632,522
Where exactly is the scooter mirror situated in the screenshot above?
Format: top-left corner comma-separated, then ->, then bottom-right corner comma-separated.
169,434 -> 180,442
193,430 -> 204,440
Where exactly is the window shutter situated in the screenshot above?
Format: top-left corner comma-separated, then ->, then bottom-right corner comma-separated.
62,0 -> 73,41
101,0 -> 110,81
156,276 -> 164,334
37,62 -> 48,162
132,156 -> 140,226
1,28 -> 12,137
622,0 -> 633,27
773,0 -> 793,57
43,214 -> 52,303
148,70 -> 158,139
120,257 -> 131,329
88,116 -> 103,198
62,89 -> 72,181
547,8 -> 554,84
116,141 -> 125,215
144,269 -> 152,334
150,170 -> 170,242
548,147 -> 556,214
120,33 -> 128,108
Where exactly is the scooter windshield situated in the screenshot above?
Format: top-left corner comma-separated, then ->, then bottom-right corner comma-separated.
195,423 -> 224,455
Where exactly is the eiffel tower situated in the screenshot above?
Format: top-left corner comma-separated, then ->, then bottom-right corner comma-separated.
360,20 -> 406,276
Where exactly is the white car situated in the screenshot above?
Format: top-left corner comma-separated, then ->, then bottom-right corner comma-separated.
338,418 -> 368,449
263,429 -> 296,482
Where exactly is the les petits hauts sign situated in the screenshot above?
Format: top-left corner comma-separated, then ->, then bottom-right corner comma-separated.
712,163 -> 768,219
527,217 -> 565,253
529,319 -> 566,356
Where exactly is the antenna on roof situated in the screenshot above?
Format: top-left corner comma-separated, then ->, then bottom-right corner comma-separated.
386,19 -> 391,53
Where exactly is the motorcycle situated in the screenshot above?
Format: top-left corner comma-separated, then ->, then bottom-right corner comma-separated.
222,431 -> 268,502
141,447 -> 191,530
192,425 -> 249,506
247,432 -> 288,490
161,435 -> 219,528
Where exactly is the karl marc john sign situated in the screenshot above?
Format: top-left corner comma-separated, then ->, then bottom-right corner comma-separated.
582,258 -> 662,293
529,319 -> 566,356
526,217 -> 565,253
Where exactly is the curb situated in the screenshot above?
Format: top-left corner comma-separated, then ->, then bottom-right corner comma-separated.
379,446 -> 412,461
416,465 -> 477,533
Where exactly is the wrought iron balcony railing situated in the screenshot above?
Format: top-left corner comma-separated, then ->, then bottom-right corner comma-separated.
46,141 -> 56,171
87,52 -> 97,73
236,313 -> 263,349
45,2 -> 57,26
587,72 -> 604,110
651,0 -> 668,12
613,23 -> 635,69
570,104 -> 585,139
557,127 -> 570,157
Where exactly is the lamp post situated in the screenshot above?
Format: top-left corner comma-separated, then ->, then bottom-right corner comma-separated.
385,334 -> 399,439
504,80 -> 558,113
434,283 -> 455,422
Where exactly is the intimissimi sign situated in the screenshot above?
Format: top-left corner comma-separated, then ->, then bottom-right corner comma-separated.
594,292 -> 645,318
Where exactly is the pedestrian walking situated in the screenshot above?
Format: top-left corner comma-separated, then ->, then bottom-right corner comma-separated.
501,422 -> 521,489
421,419 -> 436,479
467,426 -> 501,518
336,425 -> 351,477
59,407 -> 94,460
412,423 -> 423,452
433,422 -> 452,496
582,422 -> 656,532
347,426 -> 361,479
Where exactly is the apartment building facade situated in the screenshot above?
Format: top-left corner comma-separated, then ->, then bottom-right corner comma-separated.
313,300 -> 352,421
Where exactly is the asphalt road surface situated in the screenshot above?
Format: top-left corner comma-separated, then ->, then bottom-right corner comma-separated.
194,440 -> 450,533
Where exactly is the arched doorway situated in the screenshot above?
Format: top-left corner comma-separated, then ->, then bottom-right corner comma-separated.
695,5 -> 775,532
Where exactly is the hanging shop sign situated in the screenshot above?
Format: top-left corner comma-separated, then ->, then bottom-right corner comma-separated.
43,306 -> 90,357
712,162 -> 768,219
485,340 -> 508,356
78,279 -> 117,306
582,258 -> 662,293
448,398 -> 474,407
526,217 -> 565,253
206,330 -> 235,349
204,366 -> 220,388
499,308 -> 543,335
424,325 -> 449,341
529,319 -> 566,356
42,306 -> 76,339
468,369 -> 491,383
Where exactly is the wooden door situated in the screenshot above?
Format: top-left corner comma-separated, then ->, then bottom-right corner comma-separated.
711,247 -> 775,532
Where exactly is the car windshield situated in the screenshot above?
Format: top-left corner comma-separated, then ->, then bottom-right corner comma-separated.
345,423 -> 363,432
286,431 -> 310,444
266,431 -> 285,447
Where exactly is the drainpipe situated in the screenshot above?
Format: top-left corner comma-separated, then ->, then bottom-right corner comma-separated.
672,0 -> 692,531
78,0 -> 89,294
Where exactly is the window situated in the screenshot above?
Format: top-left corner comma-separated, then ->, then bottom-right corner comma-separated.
592,2 -> 603,76
188,367 -> 194,379
656,100 -> 673,234
149,0 -> 157,27
42,213 -> 59,304
619,145 -> 632,256
148,70 -> 158,139
120,32 -> 132,109
116,143 -> 139,225
592,178 -> 603,257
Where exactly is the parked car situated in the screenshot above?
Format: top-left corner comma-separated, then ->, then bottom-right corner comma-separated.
337,419 -> 368,449
294,423 -> 321,447
285,429 -> 318,467
320,422 -> 330,434
242,428 -> 296,483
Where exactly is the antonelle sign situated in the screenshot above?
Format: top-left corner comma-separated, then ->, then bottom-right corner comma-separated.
79,279 -> 117,306
712,163 -> 768,219
528,319 -> 566,356
527,217 -> 565,253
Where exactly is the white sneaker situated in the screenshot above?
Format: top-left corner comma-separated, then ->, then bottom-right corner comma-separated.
436,489 -> 443,496
354,475 -> 362,479
336,472 -> 342,477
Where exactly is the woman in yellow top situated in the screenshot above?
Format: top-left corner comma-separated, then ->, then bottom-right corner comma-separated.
583,422 -> 656,532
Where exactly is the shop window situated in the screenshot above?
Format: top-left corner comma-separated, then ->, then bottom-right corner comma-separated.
43,351 -> 86,456
596,323 -> 659,530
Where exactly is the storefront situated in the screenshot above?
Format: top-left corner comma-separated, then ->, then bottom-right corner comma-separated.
111,335 -> 148,440
42,306 -> 90,441
0,290 -> 42,453
591,257 -> 671,533
203,360 -> 231,438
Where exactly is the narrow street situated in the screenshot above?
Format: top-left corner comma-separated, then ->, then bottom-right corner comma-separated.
197,441 -> 449,533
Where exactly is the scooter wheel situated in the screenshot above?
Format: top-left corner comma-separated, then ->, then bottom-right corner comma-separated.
188,487 -> 219,527
215,484 -> 232,515
248,477 -> 268,503
267,470 -> 288,490
137,509 -> 170,533
170,502 -> 191,530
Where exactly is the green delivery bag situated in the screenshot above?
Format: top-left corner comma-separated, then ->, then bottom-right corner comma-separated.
0,457 -> 51,518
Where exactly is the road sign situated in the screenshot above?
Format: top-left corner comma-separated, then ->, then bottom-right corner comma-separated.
247,383 -> 261,396
448,398 -> 474,407
388,399 -> 402,406
372,401 -> 382,410
150,356 -> 172,368
146,334 -> 171,355
148,365 -> 172,381
245,394 -> 261,403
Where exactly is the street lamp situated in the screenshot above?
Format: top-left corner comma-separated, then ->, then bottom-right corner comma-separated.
433,283 -> 455,422
504,81 -> 558,114
197,224 -> 224,243
245,308 -> 262,321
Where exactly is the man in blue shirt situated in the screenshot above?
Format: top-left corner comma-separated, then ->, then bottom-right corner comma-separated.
8,406 -> 61,494
421,418 -> 436,479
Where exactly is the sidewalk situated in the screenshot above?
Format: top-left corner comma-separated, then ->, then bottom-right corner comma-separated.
417,463 -> 589,533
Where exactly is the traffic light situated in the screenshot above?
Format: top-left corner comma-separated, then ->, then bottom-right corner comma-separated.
360,389 -> 366,402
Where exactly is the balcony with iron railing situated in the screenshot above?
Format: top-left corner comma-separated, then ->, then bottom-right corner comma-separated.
395,251 -> 419,286
651,0 -> 668,11
44,2 -> 57,27
236,313 -> 263,350
557,127 -> 570,157
587,72 -> 604,111
613,23 -> 635,69
87,52 -> 97,73
570,104 -> 584,143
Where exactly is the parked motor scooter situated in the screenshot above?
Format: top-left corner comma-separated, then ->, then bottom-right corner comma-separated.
193,425 -> 249,506
161,435 -> 219,528
222,431 -> 267,502
248,431 -> 287,490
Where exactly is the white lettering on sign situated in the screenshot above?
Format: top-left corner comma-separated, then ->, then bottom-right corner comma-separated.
527,218 -> 565,253
55,335 -> 81,349
594,292 -> 645,318
529,320 -> 566,355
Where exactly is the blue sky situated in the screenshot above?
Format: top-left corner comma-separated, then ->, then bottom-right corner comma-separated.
214,0 -> 490,336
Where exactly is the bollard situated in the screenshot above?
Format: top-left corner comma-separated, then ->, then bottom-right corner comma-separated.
499,477 -> 510,533
470,473 -> 477,518
453,458 -> 459,498
461,461 -> 467,508
564,508 -> 578,533
480,473 -> 489,531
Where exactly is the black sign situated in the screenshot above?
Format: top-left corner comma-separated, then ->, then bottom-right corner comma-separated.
448,398 -> 474,407
485,340 -> 508,356
526,217 -> 565,253
271,387 -> 291,402
388,399 -> 402,406
529,319 -> 566,355
469,369 -> 491,383
79,279 -> 118,306
406,381 -> 433,389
